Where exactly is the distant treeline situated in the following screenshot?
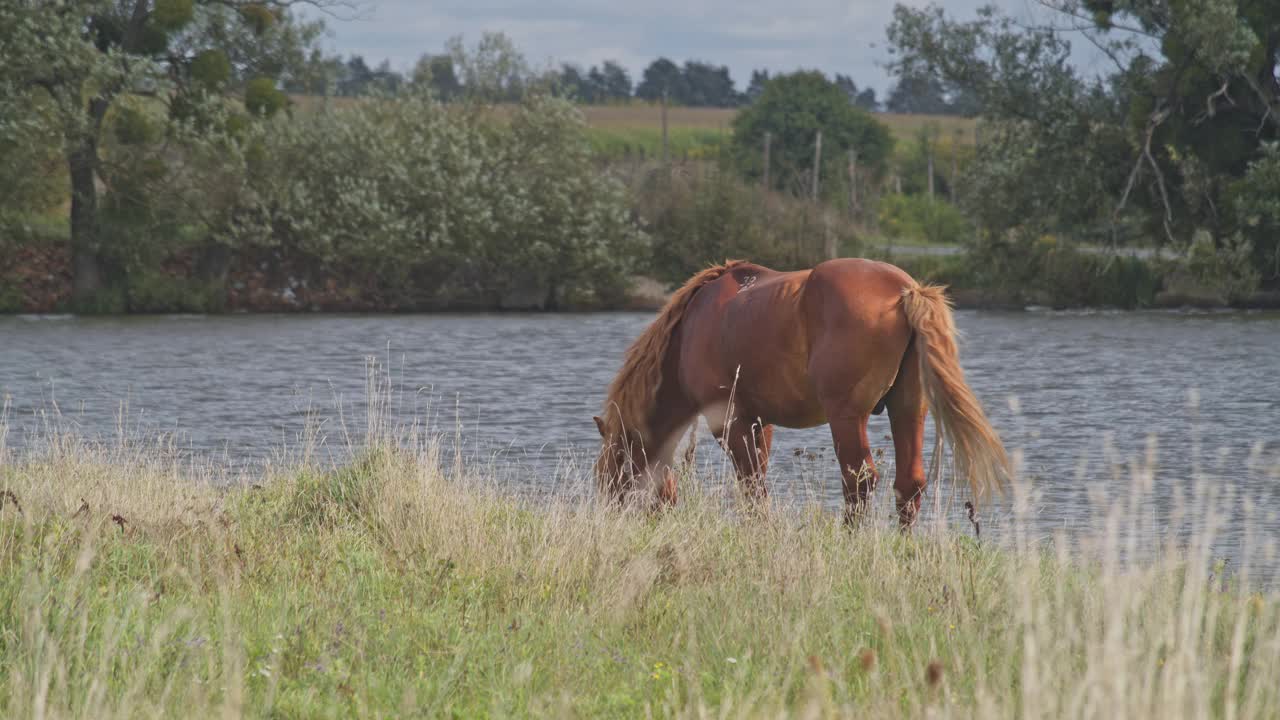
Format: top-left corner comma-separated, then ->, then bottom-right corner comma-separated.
282,32 -> 979,115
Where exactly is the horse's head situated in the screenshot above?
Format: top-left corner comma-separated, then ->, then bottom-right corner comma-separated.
593,413 -> 642,501
592,414 -> 677,506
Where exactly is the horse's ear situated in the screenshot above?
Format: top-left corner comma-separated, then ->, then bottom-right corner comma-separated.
592,416 -> 605,437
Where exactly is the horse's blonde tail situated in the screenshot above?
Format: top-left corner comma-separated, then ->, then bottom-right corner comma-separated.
901,284 -> 1010,505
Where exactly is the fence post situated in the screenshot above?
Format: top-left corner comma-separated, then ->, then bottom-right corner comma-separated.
763,131 -> 771,190
661,90 -> 669,165
848,149 -> 858,217
927,147 -> 935,200
812,130 -> 823,200
951,128 -> 962,203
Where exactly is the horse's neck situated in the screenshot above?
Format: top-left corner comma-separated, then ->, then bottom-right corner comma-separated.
635,323 -> 696,471
645,390 -> 696,473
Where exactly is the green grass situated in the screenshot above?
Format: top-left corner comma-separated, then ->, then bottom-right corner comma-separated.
585,126 -> 731,162
1,420 -> 1277,718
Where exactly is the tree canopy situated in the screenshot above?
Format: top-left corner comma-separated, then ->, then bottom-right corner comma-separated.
0,0 -> 327,305
887,0 -> 1280,292
635,58 -> 742,106
731,71 -> 893,197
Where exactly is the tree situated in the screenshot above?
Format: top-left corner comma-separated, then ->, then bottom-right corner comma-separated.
597,61 -> 632,100
553,63 -> 595,102
884,71 -> 952,114
731,71 -> 893,196
446,32 -> 530,102
370,59 -> 404,95
680,60 -> 739,106
0,0 -> 329,305
745,69 -> 770,103
834,73 -> 858,102
338,55 -> 372,96
411,54 -> 461,100
635,58 -> 684,102
887,1 -> 1280,287
584,65 -> 608,102
636,58 -> 739,106
854,87 -> 878,111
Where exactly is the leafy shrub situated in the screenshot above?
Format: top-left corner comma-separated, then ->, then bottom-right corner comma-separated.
0,92 -> 65,216
877,194 -> 970,245
1178,230 -> 1260,304
234,91 -> 645,309
1230,142 -> 1280,285
244,77 -> 287,118
958,234 -> 1161,308
125,271 -> 224,313
632,165 -> 861,285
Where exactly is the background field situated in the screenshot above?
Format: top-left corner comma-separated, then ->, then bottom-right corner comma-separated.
285,96 -> 977,162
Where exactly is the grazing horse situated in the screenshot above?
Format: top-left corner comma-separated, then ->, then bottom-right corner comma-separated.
593,258 -> 1008,526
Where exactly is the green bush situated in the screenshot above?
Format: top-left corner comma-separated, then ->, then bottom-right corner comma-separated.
235,91 -> 646,309
877,194 -> 970,246
125,271 -> 225,313
189,49 -> 231,91
68,286 -> 128,314
244,77 -> 287,118
0,93 -> 65,216
1034,243 -> 1161,308
1177,230 -> 1260,304
0,282 -> 23,313
960,235 -> 1162,308
0,212 -> 68,248
1230,142 -> 1280,285
633,165 -> 861,285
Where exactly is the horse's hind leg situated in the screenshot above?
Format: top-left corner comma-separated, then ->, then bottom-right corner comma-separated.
886,342 -> 928,528
717,419 -> 773,504
827,413 -> 877,524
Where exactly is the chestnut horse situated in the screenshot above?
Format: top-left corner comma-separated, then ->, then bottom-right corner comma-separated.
593,258 -> 1008,526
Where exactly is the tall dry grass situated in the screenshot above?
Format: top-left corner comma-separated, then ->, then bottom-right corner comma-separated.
0,373 -> 1276,718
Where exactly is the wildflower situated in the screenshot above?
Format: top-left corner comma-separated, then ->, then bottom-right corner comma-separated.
726,657 -> 738,664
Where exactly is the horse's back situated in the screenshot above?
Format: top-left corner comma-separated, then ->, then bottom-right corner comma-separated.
674,263 -> 813,426
802,258 -> 917,329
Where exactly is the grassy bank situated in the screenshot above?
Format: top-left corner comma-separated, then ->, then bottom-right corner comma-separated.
1,429 -> 1277,718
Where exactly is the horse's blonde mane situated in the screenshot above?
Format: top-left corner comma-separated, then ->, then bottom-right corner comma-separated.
601,260 -> 747,441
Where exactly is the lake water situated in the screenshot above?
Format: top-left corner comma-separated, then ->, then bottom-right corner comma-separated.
3,310 -> 1279,571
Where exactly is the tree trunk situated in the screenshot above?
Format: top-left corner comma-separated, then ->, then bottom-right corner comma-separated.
68,143 -> 102,301
68,97 -> 110,303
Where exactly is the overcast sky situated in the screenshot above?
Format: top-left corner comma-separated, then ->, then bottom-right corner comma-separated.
303,1 -> 1112,95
